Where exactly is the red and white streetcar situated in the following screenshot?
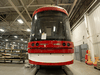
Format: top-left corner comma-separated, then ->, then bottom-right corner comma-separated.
28,6 -> 74,67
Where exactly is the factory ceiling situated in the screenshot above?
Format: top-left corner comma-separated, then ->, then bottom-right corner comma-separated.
0,0 -> 98,44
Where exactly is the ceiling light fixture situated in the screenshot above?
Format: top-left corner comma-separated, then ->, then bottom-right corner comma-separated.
17,19 -> 23,24
53,26 -> 56,32
14,36 -> 18,38
5,39 -> 8,41
13,42 -> 15,43
27,29 -> 31,32
21,39 -> 23,41
0,29 -> 4,32
0,36 -> 2,38
10,44 -> 12,45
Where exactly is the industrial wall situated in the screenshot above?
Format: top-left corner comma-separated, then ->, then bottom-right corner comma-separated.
72,20 -> 87,46
72,3 -> 100,62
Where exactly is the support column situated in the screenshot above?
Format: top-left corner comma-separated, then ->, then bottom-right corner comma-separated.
84,14 -> 95,62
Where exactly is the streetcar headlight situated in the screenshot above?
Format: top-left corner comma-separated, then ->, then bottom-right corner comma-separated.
67,43 -> 70,46
62,43 -> 66,46
31,43 -> 34,46
36,43 -> 39,46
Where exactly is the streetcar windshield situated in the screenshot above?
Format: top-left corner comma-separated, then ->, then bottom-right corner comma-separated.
30,11 -> 71,41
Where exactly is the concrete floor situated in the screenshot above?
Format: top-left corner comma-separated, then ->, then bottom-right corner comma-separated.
0,60 -> 100,75
67,60 -> 100,75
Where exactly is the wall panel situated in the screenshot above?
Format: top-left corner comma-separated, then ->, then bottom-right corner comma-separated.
72,4 -> 100,60
72,21 -> 87,46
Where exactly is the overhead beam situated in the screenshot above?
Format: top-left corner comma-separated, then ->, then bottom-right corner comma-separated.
9,0 -> 35,27
20,0 -> 32,21
0,1 -> 29,38
0,3 -> 73,9
58,4 -> 72,6
0,16 -> 13,39
49,0 -> 54,4
70,0 -> 96,27
69,0 -> 81,20
27,3 -> 73,6
8,0 -> 31,29
0,16 -> 28,38
69,0 -> 77,16
0,16 -> 12,32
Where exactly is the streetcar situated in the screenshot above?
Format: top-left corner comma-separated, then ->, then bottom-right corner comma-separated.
28,6 -> 74,66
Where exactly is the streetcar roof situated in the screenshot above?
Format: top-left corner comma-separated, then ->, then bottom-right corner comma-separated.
33,5 -> 68,17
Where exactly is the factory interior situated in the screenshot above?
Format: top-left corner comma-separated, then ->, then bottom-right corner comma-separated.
0,0 -> 100,75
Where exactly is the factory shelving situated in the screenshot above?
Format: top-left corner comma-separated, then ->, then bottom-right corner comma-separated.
0,49 -> 26,63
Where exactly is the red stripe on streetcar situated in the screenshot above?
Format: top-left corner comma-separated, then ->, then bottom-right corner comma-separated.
33,7 -> 68,17
29,60 -> 73,65
28,40 -> 74,49
28,49 -> 74,53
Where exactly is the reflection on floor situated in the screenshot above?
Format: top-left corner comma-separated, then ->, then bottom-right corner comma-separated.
0,60 -> 99,75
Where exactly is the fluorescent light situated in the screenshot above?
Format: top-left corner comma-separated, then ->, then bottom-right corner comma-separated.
53,26 -> 56,32
10,44 -> 12,45
14,36 -> 18,38
13,42 -> 15,43
17,19 -> 23,24
27,29 -> 31,32
5,39 -> 8,41
0,29 -> 4,32
21,39 -> 23,41
60,21 -> 62,23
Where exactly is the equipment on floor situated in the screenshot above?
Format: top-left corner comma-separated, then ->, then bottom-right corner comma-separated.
97,61 -> 100,69
85,50 -> 93,65
74,44 -> 88,62
93,57 -> 100,69
25,63 -> 35,68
